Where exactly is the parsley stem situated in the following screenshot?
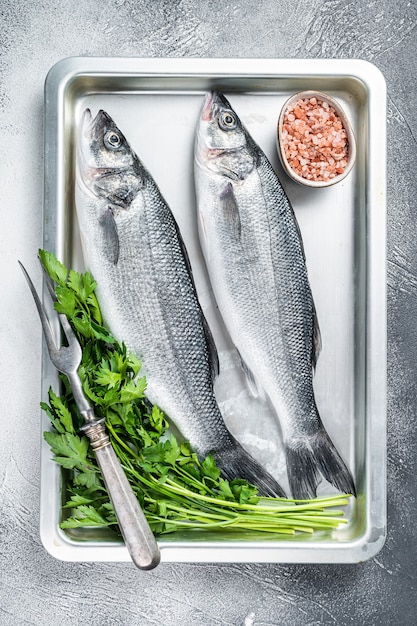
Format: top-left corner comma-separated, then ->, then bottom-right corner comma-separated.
105,420 -> 139,460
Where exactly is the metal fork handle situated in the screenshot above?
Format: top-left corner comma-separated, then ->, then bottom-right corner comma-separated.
81,420 -> 160,570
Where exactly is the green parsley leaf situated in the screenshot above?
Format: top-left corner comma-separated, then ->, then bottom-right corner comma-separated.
67,269 -> 86,300
87,292 -> 102,325
164,435 -> 181,465
95,367 -> 122,389
201,455 -> 221,482
63,494 -> 94,508
149,405 -> 167,436
120,378 -> 147,402
230,479 -> 259,505
38,249 -> 67,286
72,313 -> 93,339
48,388 -> 74,434
127,352 -> 142,377
44,431 -> 89,469
54,285 -> 76,318
90,319 -> 116,343
217,478 -> 235,501
60,505 -> 112,528
74,470 -> 101,490
41,400 -> 66,434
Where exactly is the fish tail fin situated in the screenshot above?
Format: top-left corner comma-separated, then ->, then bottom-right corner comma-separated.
285,425 -> 356,500
213,437 -> 287,498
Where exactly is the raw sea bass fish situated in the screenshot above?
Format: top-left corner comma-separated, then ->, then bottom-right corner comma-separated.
75,108 -> 285,498
194,91 -> 356,500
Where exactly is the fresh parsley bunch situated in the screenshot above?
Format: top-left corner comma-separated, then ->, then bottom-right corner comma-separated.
40,250 -> 350,537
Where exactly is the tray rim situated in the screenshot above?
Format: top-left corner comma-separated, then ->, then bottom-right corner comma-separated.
41,56 -> 387,564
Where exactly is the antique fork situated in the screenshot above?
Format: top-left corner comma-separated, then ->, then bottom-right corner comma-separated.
19,260 -> 160,570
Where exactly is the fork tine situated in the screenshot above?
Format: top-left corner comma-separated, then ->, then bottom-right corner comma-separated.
18,260 -> 59,358
36,257 -> 79,349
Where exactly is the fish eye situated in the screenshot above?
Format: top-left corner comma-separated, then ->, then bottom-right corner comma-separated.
104,129 -> 123,150
219,111 -> 237,130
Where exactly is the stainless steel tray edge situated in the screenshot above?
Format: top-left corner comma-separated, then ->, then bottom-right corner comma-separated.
41,57 -> 387,564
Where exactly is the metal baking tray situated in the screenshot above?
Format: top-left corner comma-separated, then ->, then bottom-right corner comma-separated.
41,57 -> 386,564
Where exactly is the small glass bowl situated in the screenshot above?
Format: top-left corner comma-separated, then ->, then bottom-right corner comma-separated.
277,90 -> 356,188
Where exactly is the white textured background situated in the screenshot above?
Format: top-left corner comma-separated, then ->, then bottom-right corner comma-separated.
1,1 -> 416,624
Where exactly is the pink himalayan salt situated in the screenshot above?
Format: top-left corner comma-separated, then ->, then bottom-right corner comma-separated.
281,97 -> 349,182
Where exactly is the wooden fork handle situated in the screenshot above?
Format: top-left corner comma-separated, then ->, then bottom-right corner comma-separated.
82,419 -> 160,570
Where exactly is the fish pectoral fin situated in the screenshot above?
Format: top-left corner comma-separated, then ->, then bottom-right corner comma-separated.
99,207 -> 120,265
236,348 -> 266,401
219,182 -> 241,238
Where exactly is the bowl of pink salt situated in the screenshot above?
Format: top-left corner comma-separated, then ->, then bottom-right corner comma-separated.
277,91 -> 356,188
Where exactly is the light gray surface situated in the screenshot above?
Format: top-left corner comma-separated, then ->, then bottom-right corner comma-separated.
0,1 -> 415,624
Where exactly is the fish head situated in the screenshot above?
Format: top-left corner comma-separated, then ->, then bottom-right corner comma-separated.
195,91 -> 256,182
77,108 -> 143,208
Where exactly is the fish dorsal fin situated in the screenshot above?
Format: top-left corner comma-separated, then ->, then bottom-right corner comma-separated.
219,182 -> 241,238
100,207 -> 120,265
172,215 -> 220,381
236,348 -> 266,401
